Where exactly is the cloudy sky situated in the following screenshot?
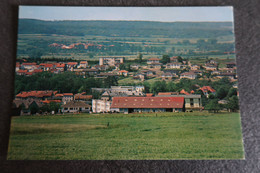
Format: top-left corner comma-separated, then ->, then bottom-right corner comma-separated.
19,6 -> 233,22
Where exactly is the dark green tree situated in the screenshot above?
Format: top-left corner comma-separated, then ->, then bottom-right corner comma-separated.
161,55 -> 170,64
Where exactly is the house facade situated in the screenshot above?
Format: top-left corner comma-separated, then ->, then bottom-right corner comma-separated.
99,57 -> 124,66
180,71 -> 197,79
92,99 -> 112,113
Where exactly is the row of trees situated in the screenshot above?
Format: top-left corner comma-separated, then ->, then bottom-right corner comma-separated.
15,72 -> 118,95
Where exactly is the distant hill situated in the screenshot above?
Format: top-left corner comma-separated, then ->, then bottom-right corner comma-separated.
18,19 -> 233,38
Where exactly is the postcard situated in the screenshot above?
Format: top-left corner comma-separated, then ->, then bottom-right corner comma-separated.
8,6 -> 244,160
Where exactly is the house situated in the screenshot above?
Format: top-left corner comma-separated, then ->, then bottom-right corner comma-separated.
133,73 -> 145,81
204,63 -> 218,71
148,62 -> 162,69
17,69 -> 28,75
21,63 -> 37,71
96,72 -> 119,78
170,56 -> 179,63
74,94 -> 92,101
12,99 -> 42,115
180,71 -> 197,80
92,99 -> 113,113
190,70 -> 202,76
155,94 -> 202,111
165,62 -> 182,69
79,61 -> 88,68
67,62 -> 78,70
16,62 -> 20,72
84,69 -> 99,76
215,73 -> 236,80
99,57 -> 124,66
39,63 -> 54,71
158,92 -> 179,96
62,93 -> 74,104
190,64 -> 200,71
130,64 -> 140,70
144,70 -> 156,77
147,58 -> 160,64
111,97 -> 185,114
61,100 -> 91,113
92,65 -> 109,71
180,89 -> 190,95
199,86 -> 216,97
55,63 -> 65,72
164,69 -> 180,76
161,72 -> 173,80
118,70 -> 129,77
226,61 -> 236,68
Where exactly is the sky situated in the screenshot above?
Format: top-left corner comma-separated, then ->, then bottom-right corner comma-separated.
19,6 -> 233,22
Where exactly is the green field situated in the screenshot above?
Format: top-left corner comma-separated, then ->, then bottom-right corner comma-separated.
7,112 -> 244,160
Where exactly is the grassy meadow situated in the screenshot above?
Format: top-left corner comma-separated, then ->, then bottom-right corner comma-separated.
7,112 -> 244,160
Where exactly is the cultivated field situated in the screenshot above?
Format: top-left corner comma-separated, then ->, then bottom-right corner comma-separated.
8,112 -> 244,160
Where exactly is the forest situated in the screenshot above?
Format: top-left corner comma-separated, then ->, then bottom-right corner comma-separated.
19,19 -> 233,38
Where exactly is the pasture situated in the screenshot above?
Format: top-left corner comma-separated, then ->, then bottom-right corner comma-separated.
7,112 -> 244,160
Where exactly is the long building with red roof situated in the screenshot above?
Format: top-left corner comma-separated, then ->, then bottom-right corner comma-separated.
111,96 -> 184,114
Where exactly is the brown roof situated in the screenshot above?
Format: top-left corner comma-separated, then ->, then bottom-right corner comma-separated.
111,97 -> 184,109
158,92 -> 179,96
22,63 -> 37,66
74,94 -> 93,100
181,71 -> 196,76
148,58 -> 160,61
63,93 -> 74,96
61,101 -> 91,108
16,90 -> 55,98
200,86 -> 216,93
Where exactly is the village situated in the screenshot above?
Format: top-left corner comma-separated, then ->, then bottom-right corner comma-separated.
13,55 -> 238,115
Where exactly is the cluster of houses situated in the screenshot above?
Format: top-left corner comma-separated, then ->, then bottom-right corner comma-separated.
16,56 -> 237,82
12,84 -> 220,115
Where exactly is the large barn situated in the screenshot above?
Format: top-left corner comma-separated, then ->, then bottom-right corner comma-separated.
111,97 -> 184,114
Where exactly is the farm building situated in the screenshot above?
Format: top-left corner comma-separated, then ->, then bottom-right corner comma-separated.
111,97 -> 184,114
155,94 -> 203,111
61,101 -> 91,113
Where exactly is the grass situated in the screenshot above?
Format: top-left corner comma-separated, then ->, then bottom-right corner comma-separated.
7,112 -> 244,160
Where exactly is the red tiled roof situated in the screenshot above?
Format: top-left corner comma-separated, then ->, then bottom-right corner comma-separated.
25,72 -> 33,75
158,92 -> 174,96
16,62 -> 20,67
111,97 -> 184,109
22,63 -> 37,66
200,86 -> 216,93
32,69 -> 43,73
74,94 -> 93,100
17,69 -> 27,73
55,94 -> 64,97
67,62 -> 78,65
16,90 -> 55,98
148,58 -> 160,61
180,89 -> 190,95
55,63 -> 65,68
80,61 -> 88,64
42,100 -> 61,104
146,93 -> 153,97
118,70 -> 128,73
63,93 -> 74,96
181,71 -> 196,76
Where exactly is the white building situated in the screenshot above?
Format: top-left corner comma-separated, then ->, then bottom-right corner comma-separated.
92,99 -> 113,113
61,101 -> 91,113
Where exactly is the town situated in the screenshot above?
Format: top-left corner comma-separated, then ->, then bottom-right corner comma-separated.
13,55 -> 239,115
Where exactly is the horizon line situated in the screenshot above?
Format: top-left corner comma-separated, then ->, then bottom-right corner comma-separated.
19,18 -> 233,23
